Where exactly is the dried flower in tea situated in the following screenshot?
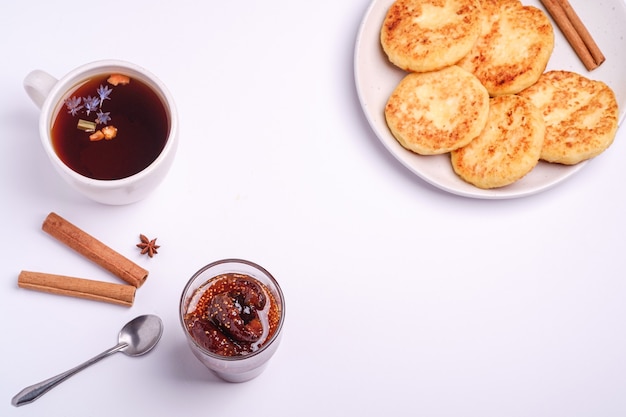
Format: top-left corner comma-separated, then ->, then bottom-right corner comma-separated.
97,84 -> 112,106
65,96 -> 83,116
95,110 -> 111,125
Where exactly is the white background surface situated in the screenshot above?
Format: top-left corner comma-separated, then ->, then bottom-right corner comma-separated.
1,1 -> 625,416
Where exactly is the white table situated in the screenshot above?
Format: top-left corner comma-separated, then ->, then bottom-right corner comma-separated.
2,0 -> 625,416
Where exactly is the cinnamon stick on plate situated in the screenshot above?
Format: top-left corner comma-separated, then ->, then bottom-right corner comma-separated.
18,271 -> 136,307
540,0 -> 605,70
42,212 -> 148,288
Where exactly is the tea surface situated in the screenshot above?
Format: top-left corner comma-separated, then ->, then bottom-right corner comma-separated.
51,73 -> 168,180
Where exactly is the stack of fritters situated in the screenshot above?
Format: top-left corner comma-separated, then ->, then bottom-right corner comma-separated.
381,0 -> 618,189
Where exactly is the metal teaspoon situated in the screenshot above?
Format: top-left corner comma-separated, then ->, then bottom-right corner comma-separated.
11,314 -> 163,407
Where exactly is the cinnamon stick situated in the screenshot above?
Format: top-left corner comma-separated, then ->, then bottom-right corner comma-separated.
42,212 -> 148,288
557,0 -> 605,66
18,270 -> 136,307
540,0 -> 605,71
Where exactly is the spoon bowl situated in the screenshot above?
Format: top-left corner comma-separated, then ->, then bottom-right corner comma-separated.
11,314 -> 163,407
118,314 -> 163,356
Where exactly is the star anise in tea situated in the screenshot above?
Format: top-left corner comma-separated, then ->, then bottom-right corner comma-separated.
137,234 -> 160,258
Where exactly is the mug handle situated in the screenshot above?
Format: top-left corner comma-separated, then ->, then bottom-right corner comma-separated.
23,70 -> 58,109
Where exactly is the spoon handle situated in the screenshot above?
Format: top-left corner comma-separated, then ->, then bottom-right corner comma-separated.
11,342 -> 127,407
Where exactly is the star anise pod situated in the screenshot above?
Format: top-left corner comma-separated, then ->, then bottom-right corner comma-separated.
137,234 -> 160,258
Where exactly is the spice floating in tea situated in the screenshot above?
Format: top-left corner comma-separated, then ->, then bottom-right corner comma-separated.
77,119 -> 96,132
52,73 -> 168,180
107,74 -> 130,86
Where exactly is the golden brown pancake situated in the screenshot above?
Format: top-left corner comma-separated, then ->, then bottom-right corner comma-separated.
385,65 -> 490,155
518,70 -> 619,165
451,94 -> 545,188
380,0 -> 482,73
457,0 -> 554,96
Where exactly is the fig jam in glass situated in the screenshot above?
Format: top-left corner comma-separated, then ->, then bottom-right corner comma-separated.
51,73 -> 168,180
180,259 -> 285,382
183,273 -> 281,356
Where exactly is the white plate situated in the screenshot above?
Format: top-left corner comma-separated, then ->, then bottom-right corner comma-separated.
354,0 -> 626,199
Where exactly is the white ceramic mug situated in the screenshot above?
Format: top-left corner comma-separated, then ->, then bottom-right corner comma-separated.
24,59 -> 178,205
